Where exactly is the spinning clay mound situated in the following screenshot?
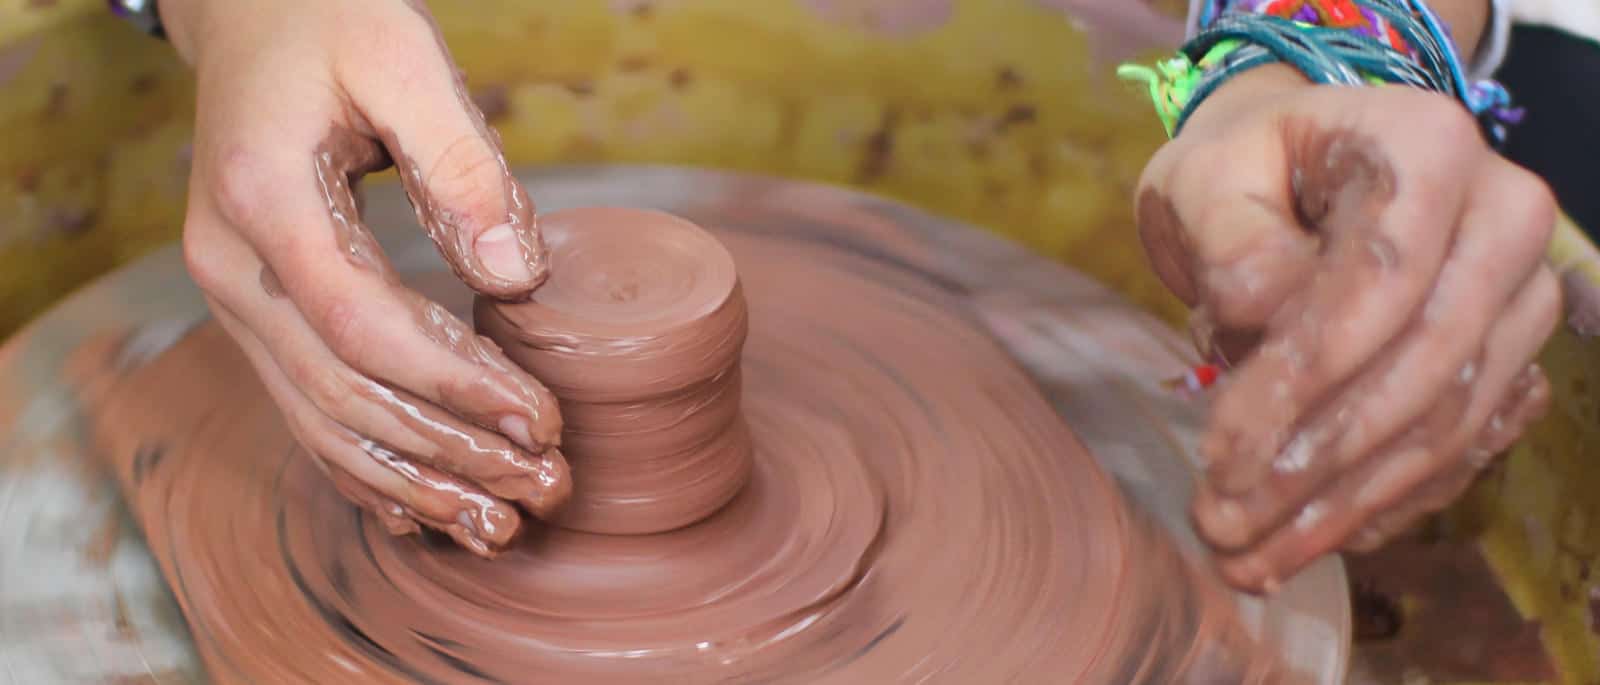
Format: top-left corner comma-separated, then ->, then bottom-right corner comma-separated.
68,206 -> 1296,683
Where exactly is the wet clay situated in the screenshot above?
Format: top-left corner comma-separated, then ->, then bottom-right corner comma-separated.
392,0 -> 550,299
476,208 -> 752,535
292,125 -> 570,554
75,211 -> 1298,683
314,126 -> 395,277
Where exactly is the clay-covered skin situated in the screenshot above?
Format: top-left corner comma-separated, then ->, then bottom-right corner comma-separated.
292,126 -> 572,554
163,0 -> 574,560
476,208 -> 754,534
74,216 -> 1295,684
1136,70 -> 1562,592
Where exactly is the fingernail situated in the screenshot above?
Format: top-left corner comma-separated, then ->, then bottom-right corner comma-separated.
475,224 -> 534,283
499,414 -> 536,450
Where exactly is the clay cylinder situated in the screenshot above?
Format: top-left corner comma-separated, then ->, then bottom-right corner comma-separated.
475,207 -> 753,535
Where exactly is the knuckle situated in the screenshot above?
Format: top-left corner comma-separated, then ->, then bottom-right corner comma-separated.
180,220 -> 226,292
311,296 -> 375,368
1410,96 -> 1481,150
424,135 -> 506,219
296,360 -> 363,420
1531,267 -> 1565,333
208,146 -> 281,229
1497,166 -> 1558,244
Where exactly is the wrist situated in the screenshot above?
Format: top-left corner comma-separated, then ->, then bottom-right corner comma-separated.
1180,64 -> 1308,137
152,0 -> 206,65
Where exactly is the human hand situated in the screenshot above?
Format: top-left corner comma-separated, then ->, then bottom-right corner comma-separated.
163,0 -> 570,557
1136,66 -> 1560,592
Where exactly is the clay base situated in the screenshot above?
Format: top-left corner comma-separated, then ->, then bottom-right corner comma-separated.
73,227 -> 1287,683
475,208 -> 755,535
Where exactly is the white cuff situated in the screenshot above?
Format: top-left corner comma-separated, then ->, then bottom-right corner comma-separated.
1509,0 -> 1600,45
1470,0 -> 1511,79
1183,0 -> 1512,78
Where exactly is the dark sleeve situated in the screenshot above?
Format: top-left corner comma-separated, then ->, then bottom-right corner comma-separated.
1498,24 -> 1600,239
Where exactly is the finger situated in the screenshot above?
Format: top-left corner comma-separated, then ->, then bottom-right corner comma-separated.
1145,136 -> 1321,371
187,215 -> 570,517
336,3 -> 547,298
1143,139 -> 1321,331
1473,363 -> 1552,457
1343,368 -> 1551,554
1342,366 -> 1547,556
1213,268 -> 1562,591
1190,165 -> 1554,546
1191,358 -> 1473,554
1186,307 -> 1263,369
209,299 -> 521,556
1302,164 -> 1554,470
1337,369 -> 1548,556
190,133 -> 564,454
1342,466 -> 1477,554
1203,120 -> 1487,496
325,462 -> 424,537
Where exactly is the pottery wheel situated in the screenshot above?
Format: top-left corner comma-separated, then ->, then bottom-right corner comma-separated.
0,166 -> 1349,683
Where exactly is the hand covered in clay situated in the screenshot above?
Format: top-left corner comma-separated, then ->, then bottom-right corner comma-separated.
1136,65 -> 1560,593
162,0 -> 569,556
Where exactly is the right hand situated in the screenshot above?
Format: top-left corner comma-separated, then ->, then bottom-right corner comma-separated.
1136,68 -> 1559,591
163,0 -> 570,556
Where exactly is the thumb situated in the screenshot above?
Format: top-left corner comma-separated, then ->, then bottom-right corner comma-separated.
340,16 -> 548,300
383,121 -> 547,300
1140,156 -> 1321,340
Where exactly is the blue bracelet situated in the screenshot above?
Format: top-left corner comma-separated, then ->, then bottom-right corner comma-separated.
1164,0 -> 1521,146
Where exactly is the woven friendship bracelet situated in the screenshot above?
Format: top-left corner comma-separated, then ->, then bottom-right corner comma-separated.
1120,0 -> 1522,145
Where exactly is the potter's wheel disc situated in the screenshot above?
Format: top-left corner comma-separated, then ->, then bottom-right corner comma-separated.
0,165 -> 1349,683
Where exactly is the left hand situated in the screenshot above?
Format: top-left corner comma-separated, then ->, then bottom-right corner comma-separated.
1136,66 -> 1561,593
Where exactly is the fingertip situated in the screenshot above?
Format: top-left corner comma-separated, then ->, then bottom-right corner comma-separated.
447,527 -> 496,559
444,497 -> 522,558
480,499 -> 522,544
367,498 -> 422,537
498,414 -> 537,451
1192,487 -> 1255,551
519,447 -> 572,521
1203,434 -> 1274,499
1215,554 -> 1274,595
471,223 -> 549,297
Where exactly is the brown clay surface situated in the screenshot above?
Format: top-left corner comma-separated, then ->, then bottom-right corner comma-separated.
66,210 -> 1290,683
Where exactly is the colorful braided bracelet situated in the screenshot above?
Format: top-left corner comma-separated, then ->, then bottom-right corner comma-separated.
1119,0 -> 1522,146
